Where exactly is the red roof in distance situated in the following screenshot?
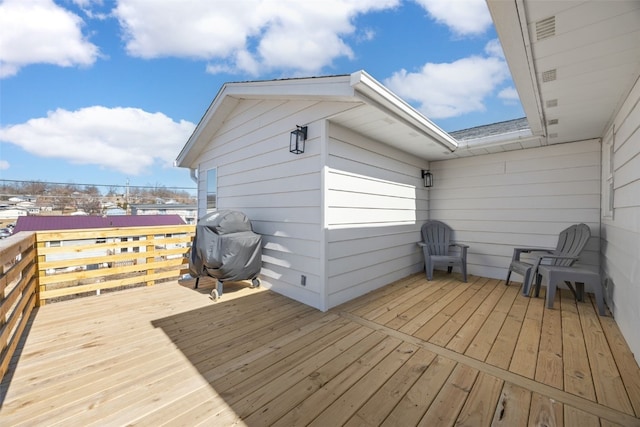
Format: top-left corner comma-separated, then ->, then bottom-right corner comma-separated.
13,215 -> 185,233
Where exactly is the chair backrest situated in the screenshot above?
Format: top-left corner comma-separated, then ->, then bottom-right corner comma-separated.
421,220 -> 453,256
553,223 -> 591,266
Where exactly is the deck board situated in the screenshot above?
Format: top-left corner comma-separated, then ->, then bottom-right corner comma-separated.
2,272 -> 640,426
561,289 -> 597,402
535,290 -> 564,389
577,295 -> 634,414
485,285 -> 530,370
492,382 -> 531,427
343,347 -> 437,427
464,283 -> 519,362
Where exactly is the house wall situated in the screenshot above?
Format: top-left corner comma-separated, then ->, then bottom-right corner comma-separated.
430,140 -> 601,282
325,123 -> 428,309
601,75 -> 640,364
195,98 -> 360,310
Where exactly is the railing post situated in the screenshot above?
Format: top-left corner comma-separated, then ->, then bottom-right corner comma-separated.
36,238 -> 46,306
146,233 -> 155,286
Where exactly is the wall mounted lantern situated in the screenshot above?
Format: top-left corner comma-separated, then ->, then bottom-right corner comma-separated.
421,169 -> 433,188
289,125 -> 308,154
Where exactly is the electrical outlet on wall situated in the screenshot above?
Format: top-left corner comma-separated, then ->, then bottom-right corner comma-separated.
300,275 -> 306,286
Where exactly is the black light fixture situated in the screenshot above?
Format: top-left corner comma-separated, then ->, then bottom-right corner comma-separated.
421,169 -> 433,187
289,125 -> 308,154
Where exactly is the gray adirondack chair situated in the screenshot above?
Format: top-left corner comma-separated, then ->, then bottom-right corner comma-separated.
418,220 -> 468,282
505,223 -> 591,296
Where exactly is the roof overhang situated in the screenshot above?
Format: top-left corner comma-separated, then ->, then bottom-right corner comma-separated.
486,0 -> 545,137
484,0 -> 640,148
175,71 -> 458,168
349,71 -> 458,150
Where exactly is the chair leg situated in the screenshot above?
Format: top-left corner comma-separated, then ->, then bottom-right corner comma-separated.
534,273 -> 544,298
590,280 -> 606,316
574,281 -> 584,301
505,270 -> 512,286
424,259 -> 433,280
545,277 -> 557,309
522,269 -> 532,296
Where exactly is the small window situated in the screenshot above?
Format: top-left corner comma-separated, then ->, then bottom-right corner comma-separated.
207,168 -> 217,211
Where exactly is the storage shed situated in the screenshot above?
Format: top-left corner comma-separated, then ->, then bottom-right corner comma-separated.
176,71 -> 457,311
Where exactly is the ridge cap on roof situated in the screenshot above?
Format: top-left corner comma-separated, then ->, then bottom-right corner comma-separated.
224,73 -> 351,86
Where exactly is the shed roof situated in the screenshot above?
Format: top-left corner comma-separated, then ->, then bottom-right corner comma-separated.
13,215 -> 185,233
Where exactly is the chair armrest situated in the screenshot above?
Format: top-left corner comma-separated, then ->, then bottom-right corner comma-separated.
450,242 -> 469,249
528,255 -> 579,288
417,241 -> 430,255
536,254 -> 580,263
450,242 -> 469,261
512,247 -> 553,261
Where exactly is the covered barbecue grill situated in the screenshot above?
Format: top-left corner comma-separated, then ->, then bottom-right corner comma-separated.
189,210 -> 262,300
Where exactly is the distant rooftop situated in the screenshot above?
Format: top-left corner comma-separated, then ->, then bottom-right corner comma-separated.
13,215 -> 185,233
450,117 -> 529,141
130,203 -> 196,209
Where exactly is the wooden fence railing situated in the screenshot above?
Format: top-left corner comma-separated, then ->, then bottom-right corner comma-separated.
0,224 -> 195,381
34,225 -> 195,303
0,232 -> 37,380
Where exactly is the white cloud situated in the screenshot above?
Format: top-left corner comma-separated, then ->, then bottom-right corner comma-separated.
70,0 -> 103,7
412,0 -> 492,36
0,160 -> 9,170
71,0 -> 109,20
0,107 -> 196,175
385,56 -> 510,119
0,0 -> 99,78
113,0 -> 399,75
484,38 -> 504,59
498,86 -> 520,102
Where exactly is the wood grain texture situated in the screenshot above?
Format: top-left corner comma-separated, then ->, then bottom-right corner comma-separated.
1,272 -> 639,426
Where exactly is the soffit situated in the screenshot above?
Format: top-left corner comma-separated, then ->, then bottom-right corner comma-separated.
521,0 -> 640,145
329,104 -> 457,160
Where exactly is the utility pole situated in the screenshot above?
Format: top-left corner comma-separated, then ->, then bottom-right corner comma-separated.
125,178 -> 130,214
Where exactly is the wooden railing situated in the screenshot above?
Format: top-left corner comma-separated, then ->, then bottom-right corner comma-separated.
0,232 -> 37,380
0,224 -> 195,381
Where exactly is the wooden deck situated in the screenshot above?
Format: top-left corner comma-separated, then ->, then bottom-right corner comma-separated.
1,272 -> 640,426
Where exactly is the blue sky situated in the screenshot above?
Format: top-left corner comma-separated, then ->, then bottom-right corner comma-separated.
0,0 -> 523,195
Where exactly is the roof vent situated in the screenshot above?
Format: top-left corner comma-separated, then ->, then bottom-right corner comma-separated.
536,16 -> 556,40
546,99 -> 558,108
548,119 -> 559,125
542,69 -> 557,82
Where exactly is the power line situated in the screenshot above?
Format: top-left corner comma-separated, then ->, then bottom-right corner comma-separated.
0,179 -> 196,192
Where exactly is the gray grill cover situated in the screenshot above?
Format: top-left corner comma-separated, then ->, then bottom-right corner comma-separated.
189,210 -> 262,282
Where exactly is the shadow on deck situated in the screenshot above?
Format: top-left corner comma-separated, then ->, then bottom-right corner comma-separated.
1,272 -> 640,426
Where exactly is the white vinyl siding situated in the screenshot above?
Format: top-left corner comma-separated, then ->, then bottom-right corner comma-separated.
601,75 -> 640,364
430,140 -> 601,282
195,98 -> 359,310
325,123 -> 428,309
